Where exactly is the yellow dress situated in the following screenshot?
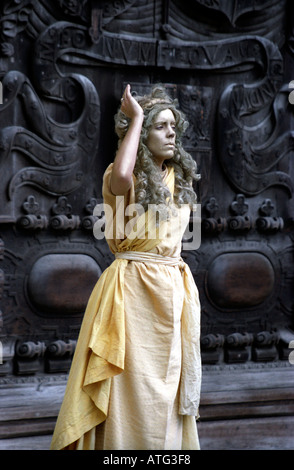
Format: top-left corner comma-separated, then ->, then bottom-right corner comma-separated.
50,164 -> 201,450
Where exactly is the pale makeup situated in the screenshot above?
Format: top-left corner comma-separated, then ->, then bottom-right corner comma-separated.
146,109 -> 176,169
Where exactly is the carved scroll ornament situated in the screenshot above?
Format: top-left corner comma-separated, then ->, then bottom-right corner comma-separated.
217,38 -> 293,197
0,67 -> 100,222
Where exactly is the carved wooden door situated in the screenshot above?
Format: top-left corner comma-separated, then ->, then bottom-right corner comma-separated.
0,0 -> 293,376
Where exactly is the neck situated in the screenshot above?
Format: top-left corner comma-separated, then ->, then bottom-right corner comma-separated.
154,160 -> 166,172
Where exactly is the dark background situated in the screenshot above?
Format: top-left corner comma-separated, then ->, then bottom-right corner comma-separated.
0,0 -> 293,450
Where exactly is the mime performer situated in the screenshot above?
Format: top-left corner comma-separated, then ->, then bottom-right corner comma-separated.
51,83 -> 202,450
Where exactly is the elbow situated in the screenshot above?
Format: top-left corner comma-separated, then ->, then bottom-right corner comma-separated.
110,171 -> 133,195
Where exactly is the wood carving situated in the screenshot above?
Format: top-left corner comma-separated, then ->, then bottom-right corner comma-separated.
0,0 -> 293,376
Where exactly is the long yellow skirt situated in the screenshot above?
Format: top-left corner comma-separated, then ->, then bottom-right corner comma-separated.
93,261 -> 200,450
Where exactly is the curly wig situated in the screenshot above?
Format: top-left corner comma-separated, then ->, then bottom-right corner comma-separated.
114,84 -> 200,215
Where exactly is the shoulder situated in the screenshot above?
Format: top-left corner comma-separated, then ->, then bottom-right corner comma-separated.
103,163 -> 114,182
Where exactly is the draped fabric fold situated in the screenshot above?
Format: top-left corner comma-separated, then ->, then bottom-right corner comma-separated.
50,164 -> 201,450
179,264 -> 201,416
50,259 -> 128,450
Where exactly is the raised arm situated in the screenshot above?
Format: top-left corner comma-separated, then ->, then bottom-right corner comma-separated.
110,84 -> 144,196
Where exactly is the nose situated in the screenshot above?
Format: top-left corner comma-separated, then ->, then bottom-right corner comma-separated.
167,125 -> 175,137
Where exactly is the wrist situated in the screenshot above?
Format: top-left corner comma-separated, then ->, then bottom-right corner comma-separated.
130,111 -> 144,124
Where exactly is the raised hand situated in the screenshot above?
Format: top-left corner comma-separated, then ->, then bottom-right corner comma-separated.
120,84 -> 144,120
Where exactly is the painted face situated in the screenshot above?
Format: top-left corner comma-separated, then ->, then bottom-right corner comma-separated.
146,109 -> 176,167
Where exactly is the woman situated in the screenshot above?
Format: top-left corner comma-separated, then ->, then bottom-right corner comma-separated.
50,84 -> 201,450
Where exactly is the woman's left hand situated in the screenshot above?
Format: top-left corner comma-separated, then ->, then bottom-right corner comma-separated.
120,84 -> 144,120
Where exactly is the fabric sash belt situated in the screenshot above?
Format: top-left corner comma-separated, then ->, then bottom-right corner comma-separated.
115,251 -> 182,266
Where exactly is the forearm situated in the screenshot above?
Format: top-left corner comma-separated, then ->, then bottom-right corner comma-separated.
111,115 -> 144,195
110,84 -> 144,195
